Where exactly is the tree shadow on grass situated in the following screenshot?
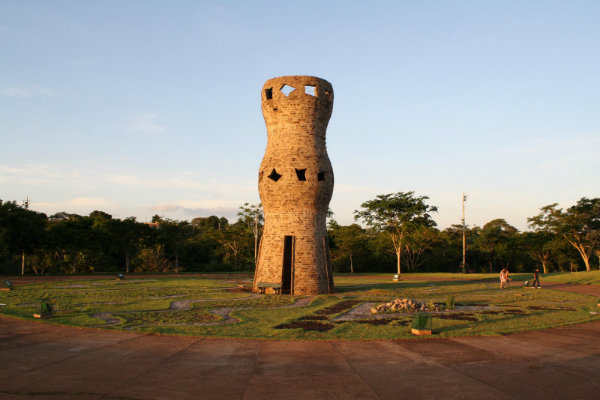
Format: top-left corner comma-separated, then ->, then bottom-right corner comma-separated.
433,311 -> 532,334
335,280 -> 479,293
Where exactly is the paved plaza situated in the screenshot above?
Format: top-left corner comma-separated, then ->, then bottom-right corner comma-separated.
1,282 -> 599,399
0,315 -> 598,399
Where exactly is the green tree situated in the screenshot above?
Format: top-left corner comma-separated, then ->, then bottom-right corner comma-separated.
520,231 -> 554,274
28,247 -> 54,275
216,222 -> 254,270
191,215 -> 228,230
474,219 -> 518,273
402,226 -> 440,272
354,192 -> 438,275
528,199 -> 600,272
0,200 -> 47,274
237,203 -> 263,266
48,214 -> 99,273
153,216 -> 194,273
108,217 -> 145,273
133,244 -> 171,272
328,221 -> 367,273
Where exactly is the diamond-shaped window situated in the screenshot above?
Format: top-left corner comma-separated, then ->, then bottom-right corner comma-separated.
305,85 -> 316,96
268,169 -> 282,181
280,84 -> 295,96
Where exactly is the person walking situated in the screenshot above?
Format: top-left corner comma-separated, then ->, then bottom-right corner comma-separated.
499,268 -> 507,289
532,269 -> 541,289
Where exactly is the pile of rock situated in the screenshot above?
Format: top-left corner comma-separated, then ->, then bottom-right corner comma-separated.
371,298 -> 440,314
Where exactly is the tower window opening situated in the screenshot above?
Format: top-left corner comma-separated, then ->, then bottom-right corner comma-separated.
280,84 -> 295,96
265,88 -> 273,100
305,85 -> 316,96
295,168 -> 307,181
268,169 -> 282,181
318,171 -> 326,181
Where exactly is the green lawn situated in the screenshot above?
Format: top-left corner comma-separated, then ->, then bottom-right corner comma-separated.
1,274 -> 598,340
536,270 -> 600,284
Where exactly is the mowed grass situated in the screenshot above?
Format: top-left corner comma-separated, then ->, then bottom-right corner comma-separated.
335,270 -> 600,284
539,270 -> 600,285
0,273 -> 598,340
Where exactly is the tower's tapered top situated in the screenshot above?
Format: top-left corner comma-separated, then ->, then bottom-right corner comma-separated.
261,75 -> 334,130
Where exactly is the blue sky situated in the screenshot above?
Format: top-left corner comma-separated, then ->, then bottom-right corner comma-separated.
1,1 -> 599,230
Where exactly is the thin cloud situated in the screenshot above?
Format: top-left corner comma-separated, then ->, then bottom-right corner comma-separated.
151,200 -> 242,220
0,164 -> 65,184
1,87 -> 32,97
0,86 -> 55,97
334,183 -> 373,194
152,203 -> 181,212
107,175 -> 209,190
106,174 -> 256,194
129,114 -> 167,133
35,197 -> 114,215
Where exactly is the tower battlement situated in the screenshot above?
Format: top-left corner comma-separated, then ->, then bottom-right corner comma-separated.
261,76 -> 333,129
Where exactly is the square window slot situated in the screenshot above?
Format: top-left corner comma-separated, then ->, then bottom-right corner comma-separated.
305,85 -> 316,96
296,168 -> 307,181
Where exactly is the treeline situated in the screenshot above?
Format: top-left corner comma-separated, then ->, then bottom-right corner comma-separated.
0,201 -> 258,275
1,194 -> 598,275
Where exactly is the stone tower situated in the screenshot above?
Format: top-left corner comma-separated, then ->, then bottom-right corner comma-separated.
253,76 -> 334,295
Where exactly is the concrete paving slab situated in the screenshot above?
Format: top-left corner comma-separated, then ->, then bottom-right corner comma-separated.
336,341 -> 512,400
452,332 -> 600,376
108,339 -> 261,400
0,327 -> 140,380
452,357 -> 600,400
1,333 -> 197,397
394,337 -> 500,365
243,341 -> 378,400
0,325 -> 89,351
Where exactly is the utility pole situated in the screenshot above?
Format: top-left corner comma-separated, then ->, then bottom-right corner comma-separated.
21,197 -> 30,275
461,193 -> 467,274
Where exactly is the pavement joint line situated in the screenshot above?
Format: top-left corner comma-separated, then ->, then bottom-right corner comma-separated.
0,323 -> 93,352
493,333 -> 600,378
537,328 -> 600,346
503,330 -> 598,356
446,336 -> 600,397
241,339 -> 265,400
0,389 -> 106,399
438,364 -> 519,400
98,336 -> 206,400
0,331 -> 146,387
452,352 -> 597,399
392,339 -> 518,399
332,341 -> 383,400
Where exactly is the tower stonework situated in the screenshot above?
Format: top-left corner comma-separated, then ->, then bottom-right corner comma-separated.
253,76 -> 334,295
